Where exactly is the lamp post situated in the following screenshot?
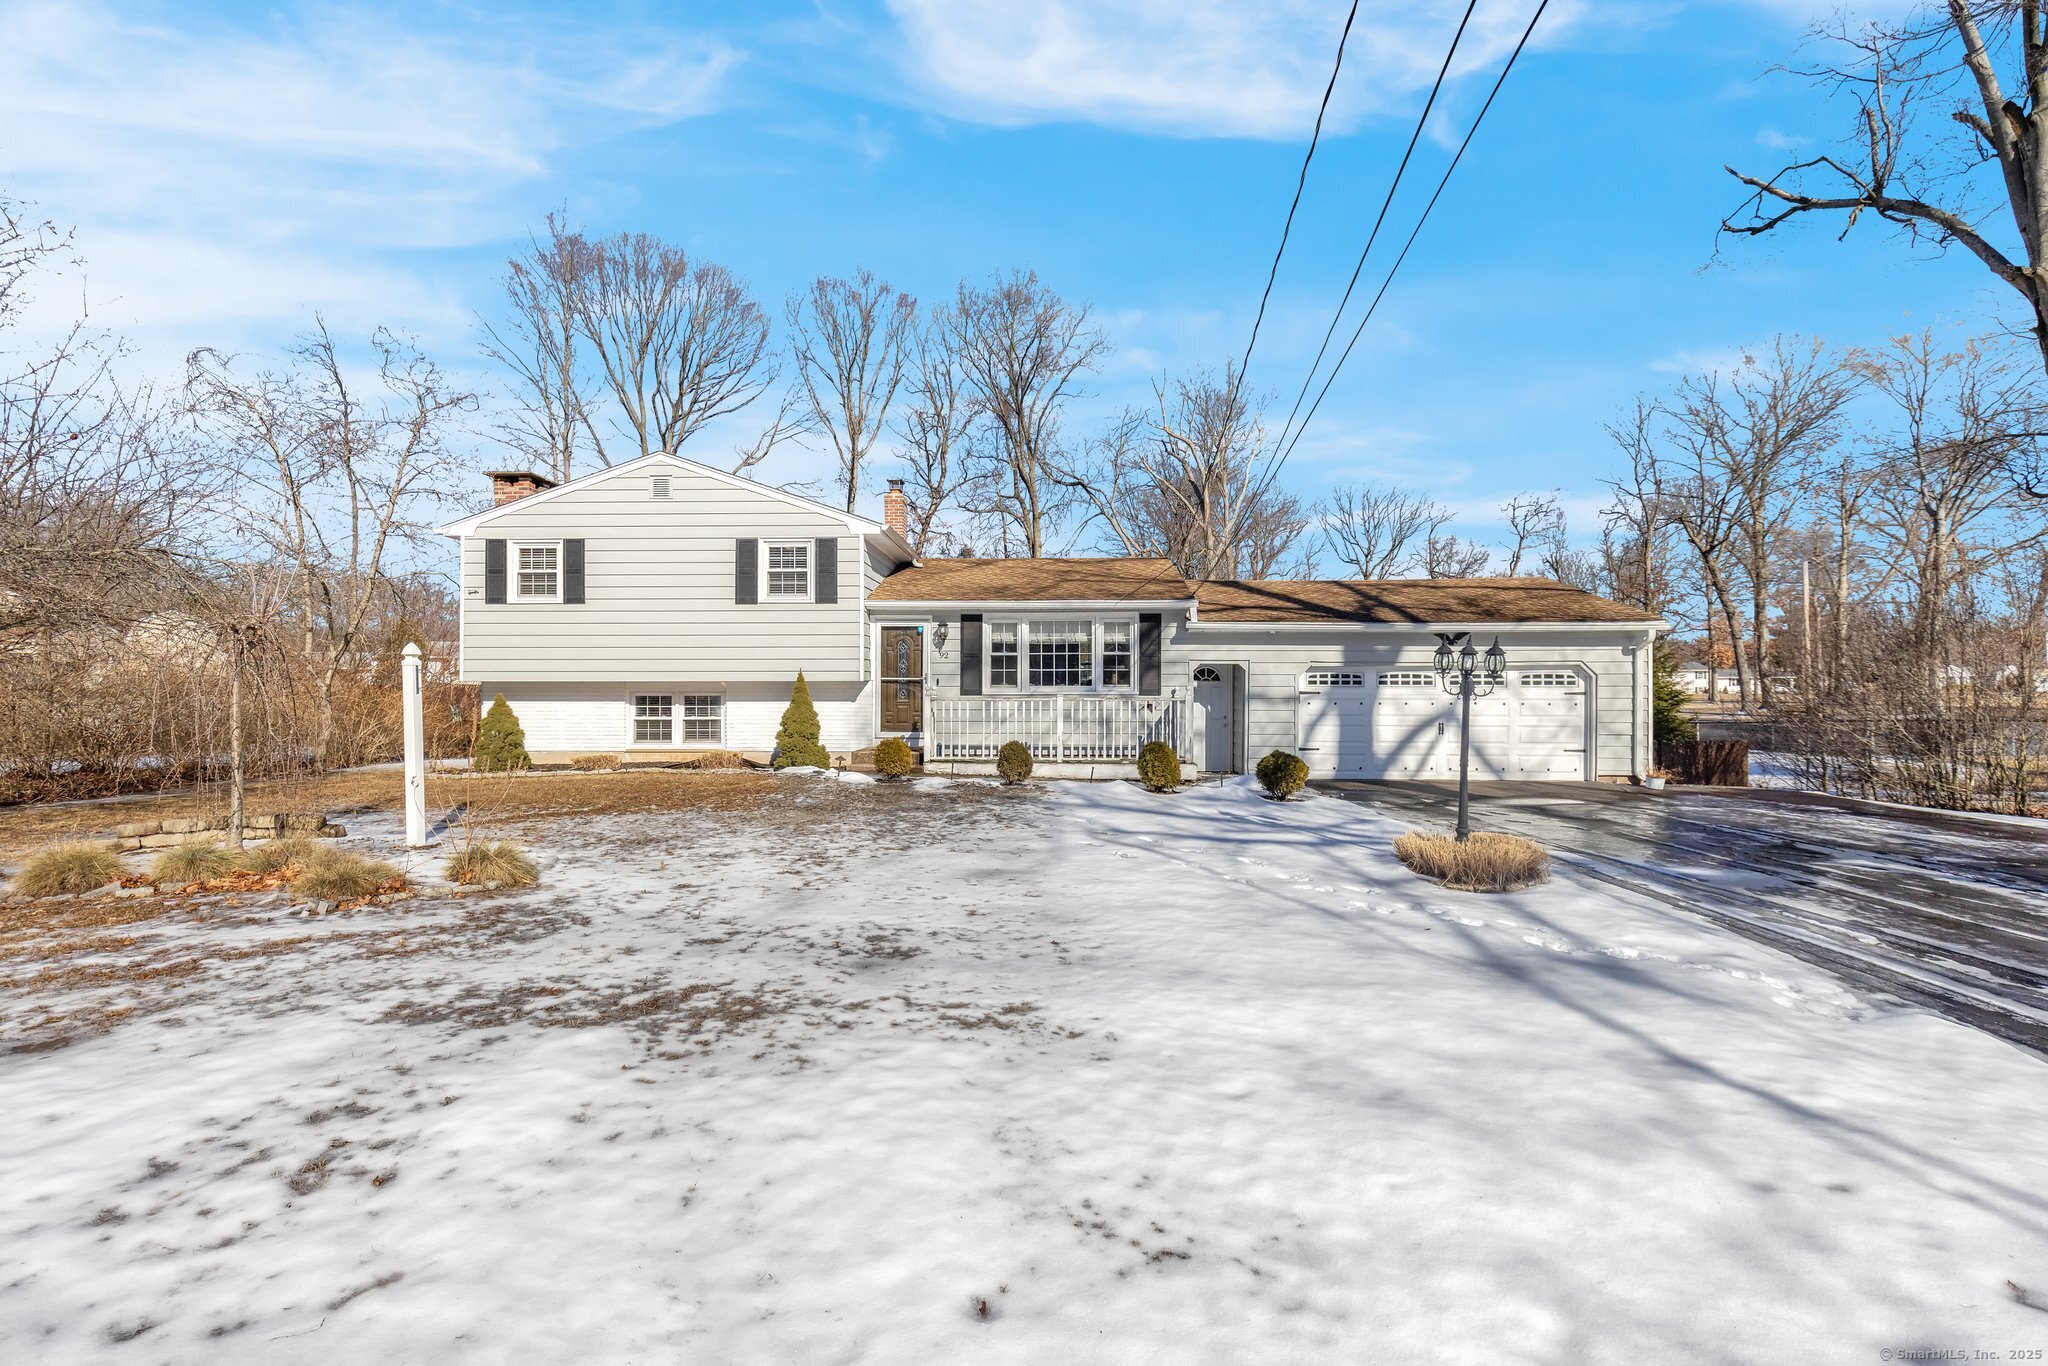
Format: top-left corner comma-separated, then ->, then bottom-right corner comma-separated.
1432,631 -> 1508,843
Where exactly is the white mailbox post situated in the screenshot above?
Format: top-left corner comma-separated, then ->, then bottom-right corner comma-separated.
402,642 -> 427,848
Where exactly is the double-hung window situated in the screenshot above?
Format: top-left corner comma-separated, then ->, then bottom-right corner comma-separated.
633,694 -> 673,744
514,542 -> 561,602
681,694 -> 723,743
988,622 -> 1019,689
1100,620 -> 1133,688
763,542 -> 812,600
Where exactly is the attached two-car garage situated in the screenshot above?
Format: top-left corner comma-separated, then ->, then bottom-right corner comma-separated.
1295,667 -> 1589,781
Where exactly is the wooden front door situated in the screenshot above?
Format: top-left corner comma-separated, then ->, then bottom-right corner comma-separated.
880,627 -> 923,732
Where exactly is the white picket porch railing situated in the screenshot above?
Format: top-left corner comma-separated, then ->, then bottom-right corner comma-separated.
927,693 -> 1189,763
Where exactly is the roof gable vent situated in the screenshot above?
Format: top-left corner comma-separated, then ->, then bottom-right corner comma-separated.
651,475 -> 672,500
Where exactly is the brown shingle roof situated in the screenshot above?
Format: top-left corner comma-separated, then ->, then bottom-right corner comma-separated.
1192,578 -> 1661,625
870,557 -> 1194,602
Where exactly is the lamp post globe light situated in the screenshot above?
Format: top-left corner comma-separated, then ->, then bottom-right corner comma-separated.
1432,632 -> 1508,843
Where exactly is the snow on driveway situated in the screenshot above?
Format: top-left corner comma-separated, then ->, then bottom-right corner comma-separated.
4,777 -> 2047,1364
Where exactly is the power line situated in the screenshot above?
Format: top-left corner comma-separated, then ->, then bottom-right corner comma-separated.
1267,0 -> 1480,461
1234,0 -> 1362,387
1259,0 -> 1551,505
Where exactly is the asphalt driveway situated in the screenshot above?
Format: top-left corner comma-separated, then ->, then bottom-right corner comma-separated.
1317,780 -> 2048,1058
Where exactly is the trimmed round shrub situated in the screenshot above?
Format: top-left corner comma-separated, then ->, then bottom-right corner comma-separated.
475,693 -> 531,772
1136,741 -> 1182,793
873,736 -> 915,779
445,839 -> 539,888
773,672 -> 831,770
1255,750 -> 1310,801
13,842 -> 121,898
995,740 -> 1034,785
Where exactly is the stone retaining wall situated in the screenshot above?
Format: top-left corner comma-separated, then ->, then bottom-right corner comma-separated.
108,814 -> 346,851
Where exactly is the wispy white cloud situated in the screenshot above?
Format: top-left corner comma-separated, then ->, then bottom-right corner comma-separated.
881,0 -> 1587,139
0,0 -> 736,353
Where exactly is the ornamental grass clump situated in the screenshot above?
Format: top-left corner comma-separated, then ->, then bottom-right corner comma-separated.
692,749 -> 749,771
1136,741 -> 1182,793
873,736 -> 915,779
445,839 -> 539,888
996,740 -> 1034,785
1255,750 -> 1310,801
234,838 -> 318,875
773,672 -> 830,770
1393,831 -> 1550,893
293,846 -> 404,902
475,693 -> 531,772
13,842 -> 122,898
149,842 -> 239,886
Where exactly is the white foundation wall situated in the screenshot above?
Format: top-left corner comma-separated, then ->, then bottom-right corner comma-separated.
480,680 -> 876,759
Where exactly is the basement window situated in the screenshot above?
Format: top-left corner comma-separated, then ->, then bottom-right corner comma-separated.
633,695 -> 673,744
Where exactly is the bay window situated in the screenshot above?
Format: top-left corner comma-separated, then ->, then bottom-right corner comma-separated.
983,618 -> 1136,693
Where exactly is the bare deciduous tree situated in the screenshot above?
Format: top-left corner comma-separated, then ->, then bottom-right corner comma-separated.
188,323 -> 474,768
1852,331 -> 2048,656
1056,365 -> 1308,578
893,312 -> 980,553
1319,484 -> 1447,577
484,222 -> 775,470
1722,2 -> 2048,414
1422,532 -> 1492,578
1499,492 -> 1567,577
480,213 -> 588,482
947,271 -> 1105,556
787,270 -> 916,511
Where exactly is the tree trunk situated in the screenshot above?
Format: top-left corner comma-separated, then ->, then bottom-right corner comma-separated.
228,632 -> 246,850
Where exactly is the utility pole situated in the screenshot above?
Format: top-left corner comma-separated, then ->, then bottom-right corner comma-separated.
1800,559 -> 1814,694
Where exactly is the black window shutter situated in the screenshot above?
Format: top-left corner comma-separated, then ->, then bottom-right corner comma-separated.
814,537 -> 838,604
735,539 -> 758,604
1138,613 -> 1162,696
563,539 -> 585,604
960,614 -> 983,696
484,539 -> 506,604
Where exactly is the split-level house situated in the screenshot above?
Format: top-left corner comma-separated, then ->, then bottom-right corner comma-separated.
439,453 -> 1668,781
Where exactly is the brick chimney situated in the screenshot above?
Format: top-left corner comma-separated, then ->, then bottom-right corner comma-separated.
883,478 -> 908,539
486,470 -> 557,505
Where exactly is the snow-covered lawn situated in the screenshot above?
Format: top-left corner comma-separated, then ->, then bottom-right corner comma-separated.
5,777 -> 2047,1363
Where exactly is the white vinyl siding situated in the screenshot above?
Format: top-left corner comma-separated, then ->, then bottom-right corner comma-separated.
459,462 -> 869,684
479,682 -> 869,757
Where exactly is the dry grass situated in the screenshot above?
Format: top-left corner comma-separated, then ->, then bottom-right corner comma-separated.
12,843 -> 123,898
690,750 -> 749,771
1393,830 -> 1550,893
445,840 -> 539,888
148,843 -> 239,886
294,847 -> 404,902
233,838 -> 319,875
0,769 -> 775,862
569,754 -> 618,772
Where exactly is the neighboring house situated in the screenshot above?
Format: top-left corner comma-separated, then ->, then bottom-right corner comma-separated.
1671,661 -> 1712,695
438,452 -> 1668,781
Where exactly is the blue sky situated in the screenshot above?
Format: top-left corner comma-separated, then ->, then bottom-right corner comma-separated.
0,0 -> 2006,552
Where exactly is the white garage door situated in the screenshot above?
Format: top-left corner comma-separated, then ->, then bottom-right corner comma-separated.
1295,668 -> 1587,781
1295,670 -> 1370,778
